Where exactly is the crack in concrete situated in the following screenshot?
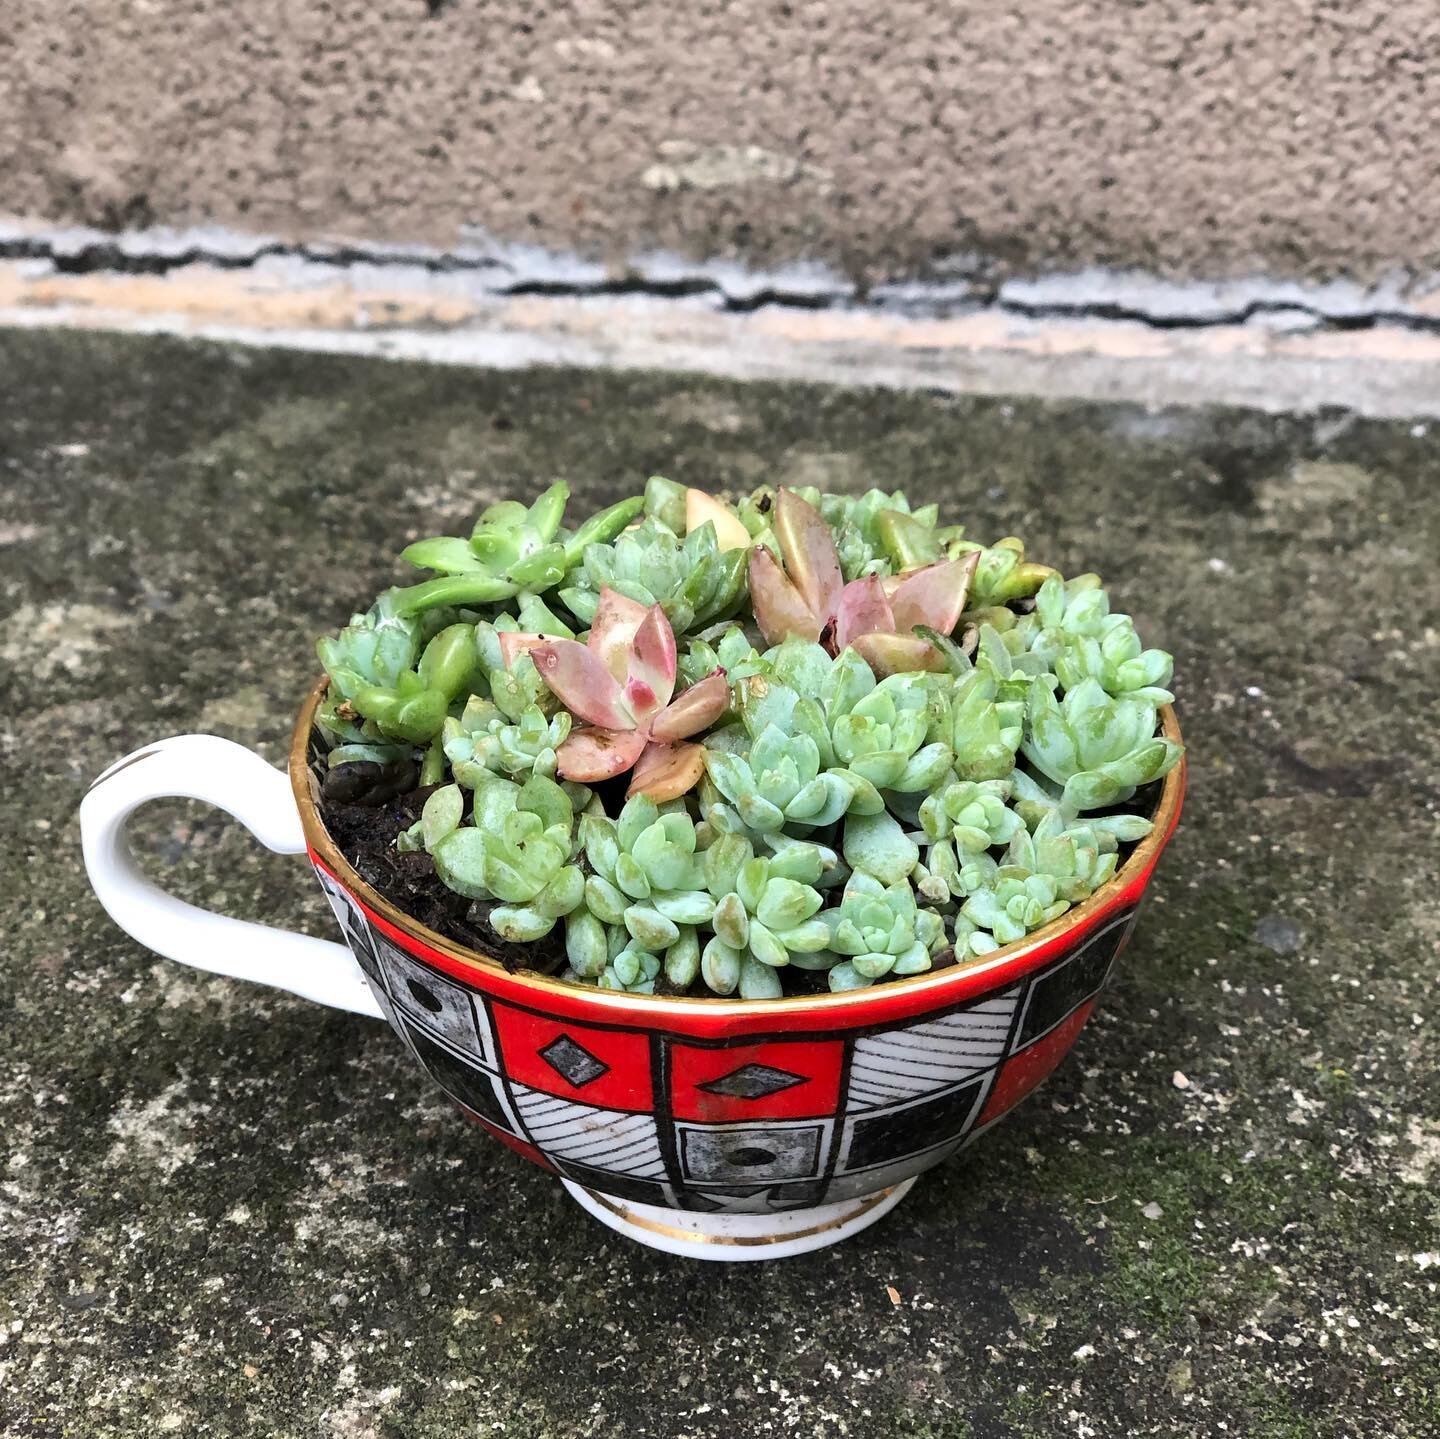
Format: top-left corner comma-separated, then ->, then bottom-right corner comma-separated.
995,296 -> 1437,333
6,220 -> 1440,332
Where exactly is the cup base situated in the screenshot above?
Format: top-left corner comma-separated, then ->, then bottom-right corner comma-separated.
560,1176 -> 916,1261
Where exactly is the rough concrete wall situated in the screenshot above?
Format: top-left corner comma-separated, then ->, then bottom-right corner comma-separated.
4,1 -> 1438,285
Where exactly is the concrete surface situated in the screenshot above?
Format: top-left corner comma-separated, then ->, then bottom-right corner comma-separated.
5,2 -> 1440,284
2,329 -> 1439,1437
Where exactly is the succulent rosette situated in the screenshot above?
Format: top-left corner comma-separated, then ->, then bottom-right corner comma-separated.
317,480 -> 1182,997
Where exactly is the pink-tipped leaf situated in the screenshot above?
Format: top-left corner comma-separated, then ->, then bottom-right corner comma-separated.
627,740 -> 708,801
626,603 -> 677,718
748,545 -> 822,646
888,553 -> 977,636
530,639 -> 634,730
832,575 -> 895,650
588,587 -> 650,682
554,726 -> 649,782
647,669 -> 730,742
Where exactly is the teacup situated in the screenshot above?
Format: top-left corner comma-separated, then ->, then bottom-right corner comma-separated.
81,679 -> 1184,1260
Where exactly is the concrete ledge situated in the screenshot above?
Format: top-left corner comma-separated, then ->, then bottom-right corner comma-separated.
7,254 -> 1440,419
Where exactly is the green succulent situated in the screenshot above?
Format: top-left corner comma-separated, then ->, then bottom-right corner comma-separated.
322,618 -> 477,746
1008,811 -> 1120,904
1023,575 -> 1174,704
913,778 -> 1025,901
562,910 -> 687,995
703,726 -> 871,834
1023,678 -> 1183,812
928,665 -> 1024,781
842,810 -> 920,887
388,483 -> 643,616
1008,768 -> 1157,845
741,645 -> 949,794
317,593 -> 423,701
558,516 -> 747,633
443,693 -> 571,785
959,869 -> 1069,947
697,833 -> 833,997
419,774 -> 587,941
639,475 -> 692,534
441,618 -> 574,784
951,809 -> 1126,954
580,796 -> 718,951
950,536 -> 1057,608
823,874 -> 947,991
697,648 -> 898,837
678,625 -> 768,689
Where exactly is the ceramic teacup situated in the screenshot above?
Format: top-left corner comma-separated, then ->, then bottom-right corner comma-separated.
80,680 -> 1184,1260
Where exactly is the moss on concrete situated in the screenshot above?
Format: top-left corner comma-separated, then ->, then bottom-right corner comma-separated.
2,330 -> 1438,1437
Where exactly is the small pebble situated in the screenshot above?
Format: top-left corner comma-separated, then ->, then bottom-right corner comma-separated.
1173,1071 -> 1191,1090
1142,1201 -> 1164,1220
1253,914 -> 1303,955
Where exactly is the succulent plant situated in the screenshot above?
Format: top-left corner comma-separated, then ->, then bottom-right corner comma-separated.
1007,768 -> 1157,846
400,775 -> 588,942
741,485 -> 964,580
558,514 -> 749,635
823,874 -> 948,991
389,483 -> 644,616
703,726 -> 866,834
950,536 -> 1057,609
914,778 -> 1026,901
643,477 -> 754,552
927,665 -> 1025,781
316,479 -> 1183,1000
1022,677 -> 1182,812
676,623 -> 775,690
320,618 -> 476,745
443,692 -> 571,785
1009,811 -> 1120,903
580,796 -> 716,944
959,870 -> 1070,947
521,589 -> 731,801
748,488 -> 977,674
1021,575 -> 1175,705
698,833 -> 834,997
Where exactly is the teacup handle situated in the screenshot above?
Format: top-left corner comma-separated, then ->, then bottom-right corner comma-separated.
80,734 -> 383,1019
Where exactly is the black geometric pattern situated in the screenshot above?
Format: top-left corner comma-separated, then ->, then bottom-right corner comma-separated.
1014,909 -> 1135,1049
374,936 -> 493,1065
400,1020 -> 517,1135
841,1076 -> 987,1172
539,1034 -> 610,1089
697,1063 -> 807,1100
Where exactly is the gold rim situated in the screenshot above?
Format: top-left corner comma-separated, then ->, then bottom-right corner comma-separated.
289,678 -> 1185,1015
578,1184 -> 902,1246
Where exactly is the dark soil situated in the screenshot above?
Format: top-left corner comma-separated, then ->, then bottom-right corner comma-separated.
318,764 -> 568,975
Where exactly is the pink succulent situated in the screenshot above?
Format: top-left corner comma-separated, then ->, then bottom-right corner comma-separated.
748,488 -> 978,673
509,589 -> 730,802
